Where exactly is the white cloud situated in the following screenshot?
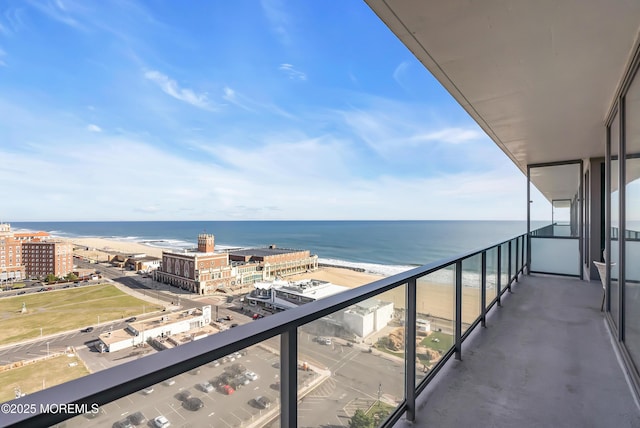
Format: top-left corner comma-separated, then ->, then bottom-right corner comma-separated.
279,63 -> 307,81
261,0 -> 291,45
86,124 -> 102,132
144,70 -> 214,111
27,0 -> 85,31
410,128 -> 483,144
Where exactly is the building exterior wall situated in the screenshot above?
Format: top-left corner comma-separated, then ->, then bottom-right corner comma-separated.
343,310 -> 375,338
22,241 -> 72,279
0,236 -> 24,282
373,302 -> 394,332
156,251 -> 233,294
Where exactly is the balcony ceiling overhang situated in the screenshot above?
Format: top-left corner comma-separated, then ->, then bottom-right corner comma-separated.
365,0 -> 640,200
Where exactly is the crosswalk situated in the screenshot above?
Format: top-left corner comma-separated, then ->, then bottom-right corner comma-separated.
343,397 -> 377,418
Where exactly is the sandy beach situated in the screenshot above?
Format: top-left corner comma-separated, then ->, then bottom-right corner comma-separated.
70,237 -> 169,260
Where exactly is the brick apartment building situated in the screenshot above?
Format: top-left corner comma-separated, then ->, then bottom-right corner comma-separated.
22,241 -> 74,279
155,234 -> 234,294
0,223 -> 25,282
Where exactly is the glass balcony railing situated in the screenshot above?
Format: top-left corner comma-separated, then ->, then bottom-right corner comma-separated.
3,233 -> 528,428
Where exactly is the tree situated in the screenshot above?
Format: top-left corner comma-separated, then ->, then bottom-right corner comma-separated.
65,273 -> 78,281
349,409 -> 374,428
45,274 -> 57,283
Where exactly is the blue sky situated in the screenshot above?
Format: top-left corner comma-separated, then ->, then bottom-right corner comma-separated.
0,0 -> 550,221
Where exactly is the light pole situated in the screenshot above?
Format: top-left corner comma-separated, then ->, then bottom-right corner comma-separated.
46,342 -> 49,356
97,315 -> 100,325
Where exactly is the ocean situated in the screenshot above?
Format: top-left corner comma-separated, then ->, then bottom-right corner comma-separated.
10,220 -> 548,276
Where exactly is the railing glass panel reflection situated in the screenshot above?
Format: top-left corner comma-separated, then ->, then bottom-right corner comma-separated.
3,232 -> 529,428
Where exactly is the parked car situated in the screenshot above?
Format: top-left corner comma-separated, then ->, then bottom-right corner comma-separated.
142,387 -> 154,395
209,360 -> 220,367
125,317 -> 137,323
222,385 -> 235,395
198,382 -> 214,393
162,379 -> 175,386
113,418 -> 133,428
255,396 -> 272,409
245,371 -> 258,381
152,415 -> 170,428
17,291 -> 26,295
128,411 -> 147,425
228,363 -> 246,375
176,390 -> 192,401
81,327 -> 94,333
182,397 -> 204,411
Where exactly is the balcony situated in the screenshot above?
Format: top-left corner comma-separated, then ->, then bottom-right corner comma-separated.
7,232 -> 635,427
397,274 -> 638,427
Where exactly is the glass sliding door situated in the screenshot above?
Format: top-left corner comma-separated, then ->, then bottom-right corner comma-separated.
610,111 -> 620,329
624,71 -> 640,364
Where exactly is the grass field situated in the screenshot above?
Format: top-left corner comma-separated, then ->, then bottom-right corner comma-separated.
420,331 -> 454,353
0,285 -> 162,345
0,354 -> 89,403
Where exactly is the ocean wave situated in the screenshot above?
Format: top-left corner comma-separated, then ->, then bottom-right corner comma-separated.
318,258 -> 414,277
318,257 -> 503,289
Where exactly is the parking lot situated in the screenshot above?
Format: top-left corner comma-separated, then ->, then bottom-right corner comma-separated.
63,344 -> 319,428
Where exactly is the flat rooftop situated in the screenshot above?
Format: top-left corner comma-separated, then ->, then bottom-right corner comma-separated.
229,247 -> 305,257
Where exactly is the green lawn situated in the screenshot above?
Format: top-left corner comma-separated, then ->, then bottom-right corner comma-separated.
420,331 -> 454,353
366,401 -> 395,423
0,354 -> 89,403
0,284 -> 162,345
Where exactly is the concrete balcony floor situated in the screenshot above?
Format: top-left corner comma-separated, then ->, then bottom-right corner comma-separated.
395,274 -> 640,428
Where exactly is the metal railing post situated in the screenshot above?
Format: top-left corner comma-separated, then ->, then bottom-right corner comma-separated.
406,278 -> 417,421
515,237 -> 520,281
507,241 -> 513,292
281,326 -> 298,428
481,251 -> 487,328
497,245 -> 502,307
521,234 -> 526,274
455,260 -> 462,360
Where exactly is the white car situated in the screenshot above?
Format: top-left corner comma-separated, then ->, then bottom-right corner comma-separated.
233,352 -> 242,359
245,371 -> 258,381
142,387 -> 154,395
324,338 -> 332,345
153,415 -> 170,428
199,381 -> 214,393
